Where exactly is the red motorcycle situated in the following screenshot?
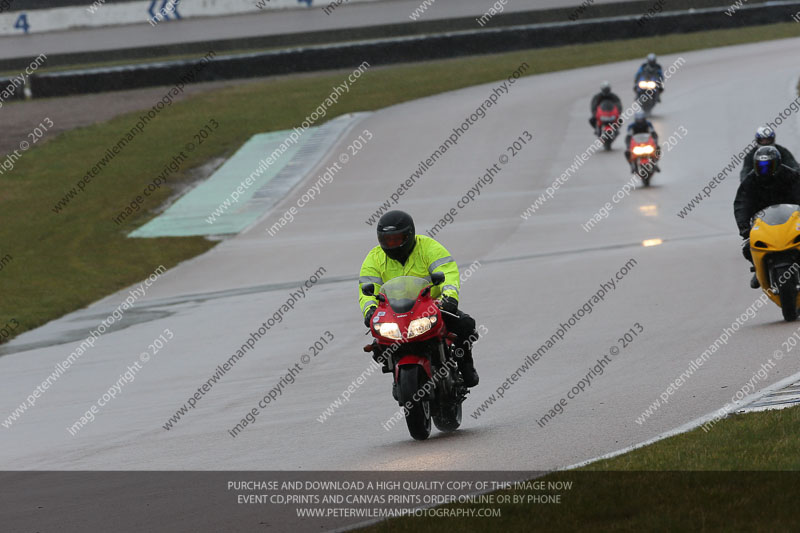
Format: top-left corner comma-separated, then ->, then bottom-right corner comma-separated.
362,273 -> 468,440
595,100 -> 621,150
628,133 -> 658,187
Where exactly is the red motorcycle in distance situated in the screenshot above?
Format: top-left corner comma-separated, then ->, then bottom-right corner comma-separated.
595,100 -> 621,150
628,133 -> 658,187
362,273 -> 468,440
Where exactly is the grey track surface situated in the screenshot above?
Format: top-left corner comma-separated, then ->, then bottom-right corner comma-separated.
3,38 -> 800,478
0,0 -> 623,59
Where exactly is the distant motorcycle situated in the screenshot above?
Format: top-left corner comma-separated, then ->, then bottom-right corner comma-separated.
750,204 -> 800,321
595,100 -> 621,150
362,273 -> 468,440
634,73 -> 661,115
628,133 -> 658,186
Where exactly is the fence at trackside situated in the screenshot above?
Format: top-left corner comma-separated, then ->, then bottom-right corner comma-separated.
0,0 -> 387,36
16,1 -> 800,99
0,0 -> 763,73
0,76 -> 25,103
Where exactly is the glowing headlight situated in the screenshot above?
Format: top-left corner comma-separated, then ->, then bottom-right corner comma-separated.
407,316 -> 437,338
638,80 -> 657,90
632,145 -> 655,156
376,322 -> 402,340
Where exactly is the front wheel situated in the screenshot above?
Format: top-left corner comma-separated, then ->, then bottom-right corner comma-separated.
636,162 -> 652,187
778,278 -> 799,322
398,367 -> 431,440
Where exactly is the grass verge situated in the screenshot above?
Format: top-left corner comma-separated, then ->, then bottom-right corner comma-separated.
358,408 -> 800,532
1,22 -> 799,343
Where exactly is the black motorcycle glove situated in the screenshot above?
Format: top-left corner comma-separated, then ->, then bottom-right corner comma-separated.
364,306 -> 377,328
439,296 -> 458,314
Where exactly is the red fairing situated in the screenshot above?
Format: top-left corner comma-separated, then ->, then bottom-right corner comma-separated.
396,356 -> 432,379
628,134 -> 656,165
595,105 -> 620,131
369,288 -> 445,347
369,283 -> 448,381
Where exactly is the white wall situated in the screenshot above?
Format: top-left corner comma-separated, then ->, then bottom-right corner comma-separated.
0,0 -> 386,35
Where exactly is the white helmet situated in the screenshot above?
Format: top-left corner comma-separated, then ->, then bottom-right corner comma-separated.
755,126 -> 776,146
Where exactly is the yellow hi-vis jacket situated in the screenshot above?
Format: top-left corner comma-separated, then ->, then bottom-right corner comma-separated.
358,235 -> 460,317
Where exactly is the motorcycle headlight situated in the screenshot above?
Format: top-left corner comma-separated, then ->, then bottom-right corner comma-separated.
639,81 -> 657,90
632,145 -> 655,155
376,322 -> 402,340
407,316 -> 437,338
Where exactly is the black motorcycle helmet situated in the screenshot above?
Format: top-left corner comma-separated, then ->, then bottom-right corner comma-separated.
377,210 -> 416,263
753,146 -> 781,179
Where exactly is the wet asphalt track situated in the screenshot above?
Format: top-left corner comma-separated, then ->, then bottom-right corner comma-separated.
3,35 -> 800,532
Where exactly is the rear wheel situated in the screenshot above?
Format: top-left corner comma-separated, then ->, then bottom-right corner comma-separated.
398,367 -> 431,440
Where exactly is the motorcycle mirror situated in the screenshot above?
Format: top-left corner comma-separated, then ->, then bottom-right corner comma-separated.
431,272 -> 445,285
362,283 -> 375,296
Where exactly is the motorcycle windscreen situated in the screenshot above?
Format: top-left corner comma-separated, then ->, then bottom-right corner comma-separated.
598,100 -> 617,112
638,66 -> 659,80
754,204 -> 800,226
380,276 -> 430,313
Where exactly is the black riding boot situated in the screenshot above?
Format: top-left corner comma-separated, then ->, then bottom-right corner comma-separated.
456,344 -> 479,388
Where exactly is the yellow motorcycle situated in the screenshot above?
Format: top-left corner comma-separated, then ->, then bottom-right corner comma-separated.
750,204 -> 800,321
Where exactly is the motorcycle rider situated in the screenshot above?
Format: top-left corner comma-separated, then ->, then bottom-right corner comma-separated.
734,146 -> 800,288
359,210 -> 480,387
624,111 -> 660,173
634,53 -> 664,101
739,126 -> 799,182
589,81 -> 623,130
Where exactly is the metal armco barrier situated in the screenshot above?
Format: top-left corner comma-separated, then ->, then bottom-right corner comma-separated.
27,1 -> 800,99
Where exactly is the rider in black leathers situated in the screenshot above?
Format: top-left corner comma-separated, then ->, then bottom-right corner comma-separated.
634,53 -> 664,101
589,81 -> 623,130
734,146 -> 800,288
624,111 -> 660,173
739,126 -> 799,182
